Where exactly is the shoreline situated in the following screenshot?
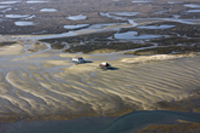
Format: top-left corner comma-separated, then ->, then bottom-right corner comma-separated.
1,109 -> 200,133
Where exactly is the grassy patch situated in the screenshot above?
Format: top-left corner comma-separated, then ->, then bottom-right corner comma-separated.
0,42 -> 17,47
63,42 -> 153,53
125,45 -> 200,55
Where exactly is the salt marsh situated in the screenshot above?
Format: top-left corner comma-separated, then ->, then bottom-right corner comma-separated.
0,0 -> 200,132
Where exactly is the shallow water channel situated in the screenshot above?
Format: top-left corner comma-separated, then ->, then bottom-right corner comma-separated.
1,110 -> 200,133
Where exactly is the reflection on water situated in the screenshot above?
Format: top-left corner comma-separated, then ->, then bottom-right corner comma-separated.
5,14 -> 31,19
0,1 -> 20,4
14,21 -> 38,26
113,31 -> 163,40
137,25 -> 175,29
40,8 -> 57,12
184,4 -> 200,8
187,9 -> 200,13
100,12 -> 200,25
110,12 -> 139,17
64,24 -> 90,30
0,6 -> 9,9
168,1 -> 183,4
67,14 -> 87,21
26,1 -> 49,4
132,0 -> 152,3
103,111 -> 200,133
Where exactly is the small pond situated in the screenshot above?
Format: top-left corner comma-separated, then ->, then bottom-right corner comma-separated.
5,14 -> 31,19
67,14 -> 87,21
40,8 -> 57,12
137,25 -> 175,29
184,4 -> 200,8
113,31 -> 163,40
14,21 -> 37,26
26,1 -> 49,4
64,24 -> 89,30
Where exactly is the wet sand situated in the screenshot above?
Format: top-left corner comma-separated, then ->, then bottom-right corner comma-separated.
0,39 -> 199,124
0,0 -> 200,132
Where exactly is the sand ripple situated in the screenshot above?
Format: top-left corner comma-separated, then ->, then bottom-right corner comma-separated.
0,52 -> 199,121
0,40 -> 199,121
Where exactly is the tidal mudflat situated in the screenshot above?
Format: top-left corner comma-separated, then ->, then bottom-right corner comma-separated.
0,0 -> 200,132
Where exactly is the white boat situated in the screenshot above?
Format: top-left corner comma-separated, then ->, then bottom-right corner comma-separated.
72,57 -> 85,63
99,62 -> 111,69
